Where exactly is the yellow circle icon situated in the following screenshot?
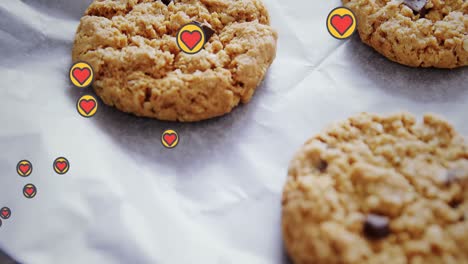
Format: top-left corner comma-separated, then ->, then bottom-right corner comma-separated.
176,23 -> 206,54
69,62 -> 94,88
327,7 -> 357,39
17,160 -> 32,177
77,95 -> 98,118
161,129 -> 179,149
23,184 -> 37,199
53,157 -> 70,175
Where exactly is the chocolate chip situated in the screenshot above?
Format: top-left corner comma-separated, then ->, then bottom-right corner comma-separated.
403,0 -> 427,14
444,170 -> 459,186
161,0 -> 172,6
419,7 -> 428,17
317,160 -> 328,172
191,21 -> 201,26
202,25 -> 215,42
191,21 -> 215,42
364,214 -> 390,240
449,199 -> 462,209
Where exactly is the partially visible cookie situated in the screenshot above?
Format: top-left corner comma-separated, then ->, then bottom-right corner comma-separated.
282,113 -> 468,264
72,0 -> 277,122
343,0 -> 467,68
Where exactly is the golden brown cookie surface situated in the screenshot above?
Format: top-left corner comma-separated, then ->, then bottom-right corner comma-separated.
343,0 -> 467,68
282,113 -> 468,264
72,0 -> 277,121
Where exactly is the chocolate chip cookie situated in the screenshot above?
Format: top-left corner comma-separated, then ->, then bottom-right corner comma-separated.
72,0 -> 277,121
343,0 -> 467,68
282,113 -> 468,264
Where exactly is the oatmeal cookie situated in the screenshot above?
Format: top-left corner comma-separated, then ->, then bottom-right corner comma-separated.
282,112 -> 468,264
343,0 -> 467,68
72,0 -> 277,121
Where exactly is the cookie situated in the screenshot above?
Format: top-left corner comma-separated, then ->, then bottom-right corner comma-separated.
282,113 -> 468,264
72,0 -> 277,122
342,0 -> 468,68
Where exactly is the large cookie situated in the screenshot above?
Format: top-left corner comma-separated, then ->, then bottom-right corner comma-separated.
282,113 -> 468,264
72,0 -> 277,121
343,0 -> 467,68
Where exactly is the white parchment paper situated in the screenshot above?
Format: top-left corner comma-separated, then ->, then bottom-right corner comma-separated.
0,0 -> 467,263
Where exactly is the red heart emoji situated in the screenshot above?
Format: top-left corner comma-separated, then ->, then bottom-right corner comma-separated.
163,133 -> 177,146
56,161 -> 67,172
25,187 -> 34,196
79,99 -> 96,114
181,30 -> 202,50
19,164 -> 30,174
1,210 -> 8,218
72,67 -> 91,85
331,14 -> 353,35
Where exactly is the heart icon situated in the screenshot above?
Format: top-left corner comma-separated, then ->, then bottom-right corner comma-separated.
17,160 -> 33,177
181,30 -> 202,50
25,188 -> 34,196
53,157 -> 70,175
1,208 -> 10,219
23,184 -> 37,198
0,207 -> 11,219
56,162 -> 67,172
331,14 -> 353,35
19,164 -> 30,174
163,133 -> 177,146
79,99 -> 96,114
72,67 -> 91,85
25,188 -> 33,195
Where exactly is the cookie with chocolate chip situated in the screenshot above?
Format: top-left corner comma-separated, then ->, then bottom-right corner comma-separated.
282,112 -> 468,264
342,0 -> 467,68
72,0 -> 277,121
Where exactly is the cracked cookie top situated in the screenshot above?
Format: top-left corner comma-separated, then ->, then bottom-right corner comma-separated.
343,0 -> 467,68
282,112 -> 468,264
72,0 -> 277,121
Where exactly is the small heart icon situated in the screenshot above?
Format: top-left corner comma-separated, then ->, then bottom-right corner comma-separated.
23,184 -> 37,198
79,99 -> 96,114
25,187 -> 34,196
19,164 -> 30,174
331,14 -> 353,35
181,30 -> 202,50
1,210 -> 9,218
0,207 -> 11,219
72,67 -> 91,85
56,161 -> 67,172
163,133 -> 177,146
